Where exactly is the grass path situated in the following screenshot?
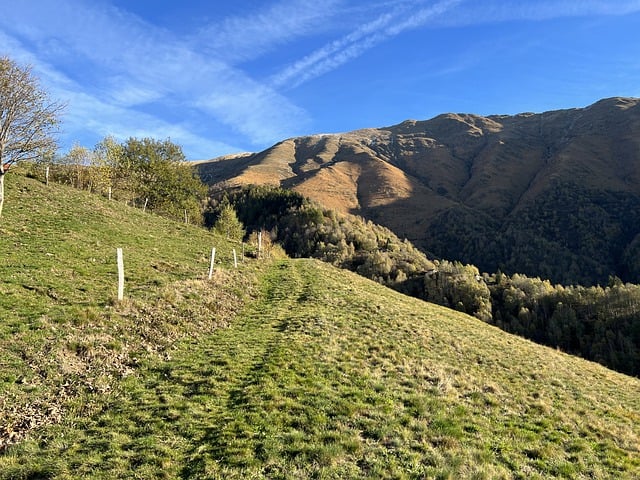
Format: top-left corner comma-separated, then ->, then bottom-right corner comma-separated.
8,259 -> 328,479
3,258 -> 639,479
174,259 -> 321,477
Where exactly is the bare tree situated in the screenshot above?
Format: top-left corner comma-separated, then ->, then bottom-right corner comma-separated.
0,57 -> 63,216
61,143 -> 92,189
91,136 -> 121,197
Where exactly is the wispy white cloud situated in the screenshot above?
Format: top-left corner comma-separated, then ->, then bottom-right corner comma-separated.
195,0 -> 345,63
270,0 -> 463,89
63,89 -> 237,159
0,30 -> 237,159
193,72 -> 309,145
0,0 -> 312,157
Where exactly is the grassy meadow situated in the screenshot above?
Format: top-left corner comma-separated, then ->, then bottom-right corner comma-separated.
1,174 -> 639,479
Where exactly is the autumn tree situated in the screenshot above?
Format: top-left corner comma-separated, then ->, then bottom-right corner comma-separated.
58,143 -> 92,189
0,57 -> 63,216
91,136 -> 123,200
90,136 -> 121,197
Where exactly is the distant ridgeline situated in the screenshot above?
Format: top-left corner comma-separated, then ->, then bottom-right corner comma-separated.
211,185 -> 640,377
196,97 -> 640,288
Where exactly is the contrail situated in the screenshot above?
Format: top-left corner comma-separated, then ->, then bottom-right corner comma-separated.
270,0 -> 640,90
269,9 -> 400,89
270,0 -> 464,89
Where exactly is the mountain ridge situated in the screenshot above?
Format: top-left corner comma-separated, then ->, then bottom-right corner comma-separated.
197,97 -> 640,285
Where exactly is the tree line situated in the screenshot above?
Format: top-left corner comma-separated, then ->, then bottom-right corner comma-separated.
207,185 -> 435,285
418,263 -> 639,375
28,137 -> 208,225
486,273 -> 640,376
0,56 -> 206,225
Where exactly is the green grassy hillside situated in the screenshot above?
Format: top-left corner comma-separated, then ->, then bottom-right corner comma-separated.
0,173 -> 251,453
1,175 -> 639,479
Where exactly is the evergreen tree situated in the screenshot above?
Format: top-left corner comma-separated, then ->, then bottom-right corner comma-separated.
214,204 -> 245,241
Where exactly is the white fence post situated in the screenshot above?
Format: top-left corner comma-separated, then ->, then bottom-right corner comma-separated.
45,166 -> 50,186
233,249 -> 238,269
208,247 -> 216,280
117,248 -> 124,301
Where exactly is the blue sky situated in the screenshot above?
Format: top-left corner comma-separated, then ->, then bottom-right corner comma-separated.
1,0 -> 640,160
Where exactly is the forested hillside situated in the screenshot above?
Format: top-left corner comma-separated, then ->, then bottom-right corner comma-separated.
210,186 -> 640,377
207,185 -> 434,285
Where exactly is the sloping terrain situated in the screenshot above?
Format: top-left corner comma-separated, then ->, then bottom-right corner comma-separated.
197,97 -> 640,285
0,173 -> 250,453
1,174 -> 639,479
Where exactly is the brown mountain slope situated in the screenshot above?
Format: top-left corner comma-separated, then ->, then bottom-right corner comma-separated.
197,97 -> 640,285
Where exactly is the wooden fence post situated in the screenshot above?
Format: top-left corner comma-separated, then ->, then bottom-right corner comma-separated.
45,166 -> 49,186
233,249 -> 238,269
117,248 -> 124,301
208,247 -> 216,280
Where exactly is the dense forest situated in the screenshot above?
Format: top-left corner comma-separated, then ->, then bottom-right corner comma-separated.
488,273 -> 640,375
424,182 -> 640,286
207,185 -> 434,284
210,185 -> 640,377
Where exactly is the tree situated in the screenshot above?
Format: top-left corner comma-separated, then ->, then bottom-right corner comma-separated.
59,144 -> 92,189
214,204 -> 245,241
115,137 -> 208,223
0,57 -> 63,216
91,136 -> 121,197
